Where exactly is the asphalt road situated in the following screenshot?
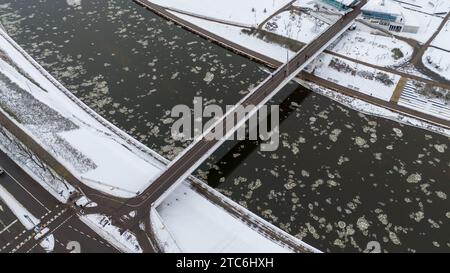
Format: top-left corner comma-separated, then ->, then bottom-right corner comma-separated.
0,149 -> 118,253
124,0 -> 368,214
0,199 -> 25,249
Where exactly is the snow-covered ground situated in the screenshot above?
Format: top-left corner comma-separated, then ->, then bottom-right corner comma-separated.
0,29 -> 163,198
156,2 -> 445,129
393,0 -> 450,15
59,129 -> 160,196
293,0 -> 320,10
149,0 -> 292,26
154,182 -> 293,253
80,214 -> 141,253
263,10 -> 329,44
0,126 -> 74,202
173,11 -> 298,62
248,9 -> 412,67
431,19 -> 450,50
397,80 -> 450,120
396,8 -> 443,43
423,47 -> 450,80
307,53 -> 400,101
330,23 -> 413,67
0,185 -> 55,252
305,80 -> 450,137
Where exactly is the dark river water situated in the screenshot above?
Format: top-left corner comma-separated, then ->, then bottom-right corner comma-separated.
0,0 -> 448,252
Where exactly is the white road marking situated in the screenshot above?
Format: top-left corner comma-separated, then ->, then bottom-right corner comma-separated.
2,169 -> 50,212
0,219 -> 18,235
26,214 -> 74,253
2,208 -> 67,252
66,241 -> 81,253
67,225 -> 113,249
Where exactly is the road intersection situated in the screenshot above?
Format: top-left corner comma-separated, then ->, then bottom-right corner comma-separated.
0,149 -> 118,253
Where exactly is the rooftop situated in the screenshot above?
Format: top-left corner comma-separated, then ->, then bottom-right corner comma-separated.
362,0 -> 404,16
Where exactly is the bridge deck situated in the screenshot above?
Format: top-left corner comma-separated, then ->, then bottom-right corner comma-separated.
128,0 -> 368,211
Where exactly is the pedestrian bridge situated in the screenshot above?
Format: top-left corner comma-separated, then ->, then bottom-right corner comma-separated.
127,0 -> 368,211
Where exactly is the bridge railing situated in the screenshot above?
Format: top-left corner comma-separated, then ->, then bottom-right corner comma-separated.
166,7 -> 356,168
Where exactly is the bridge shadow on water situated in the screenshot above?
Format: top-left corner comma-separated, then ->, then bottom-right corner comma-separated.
199,82 -> 312,188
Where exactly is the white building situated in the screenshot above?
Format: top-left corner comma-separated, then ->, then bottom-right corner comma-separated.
361,0 -> 419,33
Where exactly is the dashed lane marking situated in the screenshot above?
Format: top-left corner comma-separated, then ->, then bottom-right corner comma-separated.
67,225 -> 112,249
26,214 -> 74,253
2,208 -> 68,253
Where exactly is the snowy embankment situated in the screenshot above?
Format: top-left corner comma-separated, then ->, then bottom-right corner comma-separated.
153,182 -> 294,253
0,185 -> 55,252
303,80 -> 450,137
173,11 -> 298,62
0,29 -> 163,198
80,214 -> 142,253
150,0 -> 292,27
0,126 -> 75,202
423,47 -> 450,81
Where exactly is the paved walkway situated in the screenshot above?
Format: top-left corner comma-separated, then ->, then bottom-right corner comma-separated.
258,0 -> 297,29
391,77 -> 407,103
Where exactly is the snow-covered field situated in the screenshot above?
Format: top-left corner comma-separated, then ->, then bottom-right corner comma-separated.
149,0 -> 292,26
431,19 -> 450,50
263,10 -> 329,44
307,53 -> 400,101
0,29 -> 164,198
330,23 -> 413,67
423,47 -> 450,80
155,182 -> 292,253
172,11 -> 297,62
394,0 -> 450,15
396,8 -> 443,43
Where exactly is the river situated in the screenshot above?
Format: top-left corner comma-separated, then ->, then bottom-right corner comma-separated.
0,0 -> 448,252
